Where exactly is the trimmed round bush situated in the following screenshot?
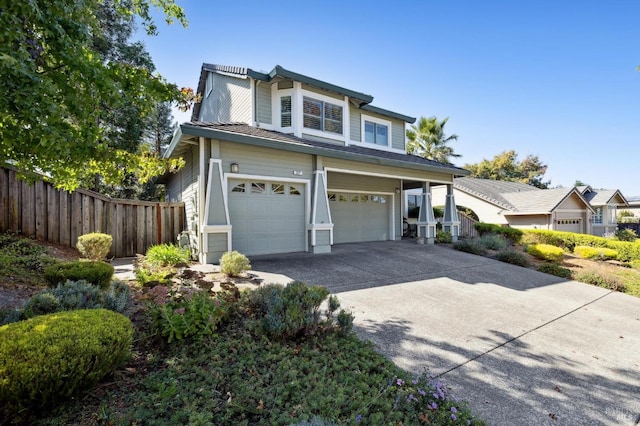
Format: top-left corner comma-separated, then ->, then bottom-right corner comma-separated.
537,262 -> 572,279
220,250 -> 251,277
0,309 -> 133,416
526,243 -> 565,262
44,261 -> 114,289
76,232 -> 113,261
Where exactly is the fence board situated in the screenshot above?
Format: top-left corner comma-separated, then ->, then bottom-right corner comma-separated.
0,166 -> 184,257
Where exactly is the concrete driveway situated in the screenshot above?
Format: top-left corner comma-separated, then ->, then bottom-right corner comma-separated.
250,241 -> 640,425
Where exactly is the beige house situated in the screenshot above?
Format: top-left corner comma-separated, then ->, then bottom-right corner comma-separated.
577,186 -> 628,236
427,178 -> 594,234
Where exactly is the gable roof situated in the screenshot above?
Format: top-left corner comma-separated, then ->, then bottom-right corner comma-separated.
453,177 -> 593,214
166,122 -> 468,176
581,188 -> 628,206
191,63 -> 415,123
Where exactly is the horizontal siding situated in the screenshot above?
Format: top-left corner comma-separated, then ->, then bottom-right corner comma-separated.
301,84 -> 343,100
166,146 -> 200,233
391,122 -> 405,151
322,157 -> 454,183
220,141 -> 313,179
208,233 -> 228,253
257,82 -> 272,125
349,106 -> 361,142
328,172 -> 398,193
199,73 -> 251,123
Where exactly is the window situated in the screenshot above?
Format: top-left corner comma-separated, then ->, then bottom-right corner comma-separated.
364,121 -> 388,146
251,182 -> 266,194
610,207 -> 617,223
231,183 -> 245,193
280,96 -> 291,127
407,195 -> 421,218
593,207 -> 603,224
272,183 -> 285,195
289,185 -> 302,196
303,96 -> 343,134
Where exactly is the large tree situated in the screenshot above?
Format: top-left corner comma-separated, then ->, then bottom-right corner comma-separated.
0,0 -> 194,191
464,150 -> 550,188
406,116 -> 461,164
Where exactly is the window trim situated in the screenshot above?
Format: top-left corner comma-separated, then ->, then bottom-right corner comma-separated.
299,89 -> 347,141
593,207 -> 603,224
361,115 -> 391,147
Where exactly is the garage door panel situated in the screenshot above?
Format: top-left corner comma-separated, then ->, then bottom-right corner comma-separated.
229,179 -> 306,256
330,192 -> 390,244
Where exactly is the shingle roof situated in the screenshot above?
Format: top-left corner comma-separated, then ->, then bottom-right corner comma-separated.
175,122 -> 468,175
582,189 -> 627,206
453,177 -> 591,213
453,177 -> 540,210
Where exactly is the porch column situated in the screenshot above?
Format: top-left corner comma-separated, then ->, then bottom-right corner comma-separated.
442,184 -> 461,242
416,182 -> 437,244
201,159 -> 232,264
309,169 -> 333,254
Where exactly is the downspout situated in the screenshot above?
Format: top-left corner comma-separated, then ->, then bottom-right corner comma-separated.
254,79 -> 260,127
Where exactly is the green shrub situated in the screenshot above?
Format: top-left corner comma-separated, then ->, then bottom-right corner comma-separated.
474,222 -> 522,243
615,228 -> 637,242
146,243 -> 191,267
134,264 -> 174,286
145,286 -> 230,343
0,309 -> 132,417
537,262 -> 572,279
435,230 -> 452,244
477,234 -> 509,251
220,250 -> 251,277
336,309 -> 355,336
44,261 -> 114,289
249,282 -> 334,339
76,232 -> 113,261
453,239 -> 486,255
495,250 -> 529,267
526,244 -> 565,262
574,245 -> 618,260
575,271 -> 624,291
606,240 -> 640,262
10,280 -> 131,323
630,260 -> 640,270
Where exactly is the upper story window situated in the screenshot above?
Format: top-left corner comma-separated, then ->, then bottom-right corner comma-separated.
280,96 -> 292,127
303,96 -> 343,135
364,120 -> 388,146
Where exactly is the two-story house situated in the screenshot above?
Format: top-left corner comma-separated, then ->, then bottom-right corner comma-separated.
164,64 -> 468,263
577,186 -> 628,236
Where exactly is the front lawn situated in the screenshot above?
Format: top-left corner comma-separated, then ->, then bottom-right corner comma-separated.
1,234 -> 483,425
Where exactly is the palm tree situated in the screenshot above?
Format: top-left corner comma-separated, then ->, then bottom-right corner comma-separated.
406,116 -> 461,164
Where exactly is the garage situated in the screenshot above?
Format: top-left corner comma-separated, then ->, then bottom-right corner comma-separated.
228,179 -> 306,255
329,192 -> 391,244
557,218 -> 582,233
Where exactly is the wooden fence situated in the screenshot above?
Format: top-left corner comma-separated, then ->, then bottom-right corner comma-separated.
0,167 -> 185,258
458,212 -> 479,238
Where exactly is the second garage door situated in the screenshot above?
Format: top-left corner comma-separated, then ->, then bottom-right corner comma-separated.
329,192 -> 390,244
228,179 -> 306,256
557,218 -> 582,233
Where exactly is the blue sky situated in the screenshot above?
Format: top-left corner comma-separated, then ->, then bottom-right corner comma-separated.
138,0 -> 640,196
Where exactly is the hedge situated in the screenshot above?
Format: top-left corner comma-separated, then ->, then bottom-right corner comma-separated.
526,243 -> 565,262
474,222 -> 523,243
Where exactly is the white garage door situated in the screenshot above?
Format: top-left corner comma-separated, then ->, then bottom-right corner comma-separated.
557,218 -> 582,233
228,179 -> 306,256
329,192 -> 390,244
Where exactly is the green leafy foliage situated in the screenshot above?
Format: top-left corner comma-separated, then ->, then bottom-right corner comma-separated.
617,210 -> 638,223
406,116 -> 460,163
249,282 -> 338,339
146,243 -> 191,267
0,233 -> 59,286
0,309 -> 132,419
436,230 -> 453,244
615,228 -> 637,241
474,222 -> 523,243
495,250 -> 529,267
76,232 -> 113,261
145,286 -> 230,343
220,250 -> 251,277
527,244 -> 565,262
453,239 -> 487,255
44,261 -> 114,289
573,246 -> 618,261
463,150 -> 550,188
0,0 -> 189,191
537,262 -> 573,279
575,271 -> 625,291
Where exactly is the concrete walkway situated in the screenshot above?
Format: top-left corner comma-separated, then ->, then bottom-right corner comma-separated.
249,241 -> 640,425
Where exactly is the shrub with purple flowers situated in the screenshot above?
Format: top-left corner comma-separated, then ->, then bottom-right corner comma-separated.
145,285 -> 231,343
352,372 -> 482,425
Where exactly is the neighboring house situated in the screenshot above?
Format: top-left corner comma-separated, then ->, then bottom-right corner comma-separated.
164,63 -> 469,263
576,186 -> 628,236
425,177 -> 595,234
624,196 -> 640,217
